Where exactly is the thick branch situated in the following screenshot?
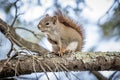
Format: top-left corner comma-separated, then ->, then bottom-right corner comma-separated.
0,18 -> 49,54
0,52 -> 120,78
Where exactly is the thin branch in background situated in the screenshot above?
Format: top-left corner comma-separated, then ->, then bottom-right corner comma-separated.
64,72 -> 71,80
11,0 -> 19,27
11,0 -> 24,27
10,48 -> 19,59
14,27 -> 40,39
109,71 -> 117,80
97,0 -> 118,25
7,37 -> 14,58
113,72 -> 120,80
37,0 -> 41,5
91,71 -> 108,80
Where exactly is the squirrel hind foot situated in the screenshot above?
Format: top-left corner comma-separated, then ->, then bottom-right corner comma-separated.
58,48 -> 65,56
58,48 -> 73,56
52,49 -> 73,56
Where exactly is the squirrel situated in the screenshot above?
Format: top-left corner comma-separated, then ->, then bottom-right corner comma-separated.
38,11 -> 84,56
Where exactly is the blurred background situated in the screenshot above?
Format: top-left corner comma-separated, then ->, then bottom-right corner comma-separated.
0,0 -> 120,53
0,0 -> 120,80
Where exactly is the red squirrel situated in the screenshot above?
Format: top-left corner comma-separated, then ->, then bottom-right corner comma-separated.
38,11 -> 84,56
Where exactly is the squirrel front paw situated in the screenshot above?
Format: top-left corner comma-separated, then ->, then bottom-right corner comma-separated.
58,48 -> 65,56
58,48 -> 72,56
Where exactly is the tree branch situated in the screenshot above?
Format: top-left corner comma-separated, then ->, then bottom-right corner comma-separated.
0,18 -> 50,55
0,52 -> 119,78
0,18 -> 119,80
15,27 -> 40,39
11,0 -> 21,27
91,71 -> 108,80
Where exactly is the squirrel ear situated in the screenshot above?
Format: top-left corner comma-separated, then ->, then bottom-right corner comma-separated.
52,16 -> 57,24
46,14 -> 49,17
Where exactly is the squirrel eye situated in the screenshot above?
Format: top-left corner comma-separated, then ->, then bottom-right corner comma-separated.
45,22 -> 49,25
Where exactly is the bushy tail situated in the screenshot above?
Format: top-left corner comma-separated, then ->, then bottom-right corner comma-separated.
54,10 -> 84,43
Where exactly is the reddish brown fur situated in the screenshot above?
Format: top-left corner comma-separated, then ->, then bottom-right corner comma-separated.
55,11 -> 84,46
38,11 -> 84,55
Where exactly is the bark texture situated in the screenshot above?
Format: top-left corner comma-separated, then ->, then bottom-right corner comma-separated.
0,52 -> 120,78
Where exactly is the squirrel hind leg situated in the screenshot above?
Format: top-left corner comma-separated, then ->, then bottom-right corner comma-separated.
58,41 -> 78,56
66,41 -> 78,51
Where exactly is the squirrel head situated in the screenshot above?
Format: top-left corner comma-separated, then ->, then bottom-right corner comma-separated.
38,14 -> 58,33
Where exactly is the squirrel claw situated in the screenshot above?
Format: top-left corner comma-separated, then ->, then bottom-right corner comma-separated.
58,48 -> 65,56
58,49 -> 72,56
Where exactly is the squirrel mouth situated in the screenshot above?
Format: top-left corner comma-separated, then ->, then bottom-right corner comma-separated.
41,30 -> 47,32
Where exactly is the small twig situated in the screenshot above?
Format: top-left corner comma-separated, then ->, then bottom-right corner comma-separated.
97,0 -> 118,24
15,57 -> 20,76
7,36 -> 14,58
54,63 -> 69,80
109,71 -> 117,80
91,71 -> 108,80
32,56 -> 39,80
15,27 -> 40,39
1,24 -> 14,58
59,63 -> 81,80
11,0 -> 24,27
2,48 -> 18,70
56,63 -> 71,80
11,0 -> 19,27
44,63 -> 59,80
53,61 -> 60,72
37,59 -> 50,80
10,48 -> 19,59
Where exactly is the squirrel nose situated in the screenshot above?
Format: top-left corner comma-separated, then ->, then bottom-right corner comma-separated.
38,24 -> 41,29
